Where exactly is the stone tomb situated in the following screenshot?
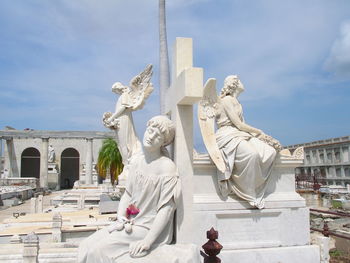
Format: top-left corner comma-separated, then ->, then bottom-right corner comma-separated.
165,38 -> 321,262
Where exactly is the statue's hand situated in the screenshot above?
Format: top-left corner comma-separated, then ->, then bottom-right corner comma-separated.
106,221 -> 124,233
129,239 -> 151,258
106,216 -> 128,233
251,129 -> 263,137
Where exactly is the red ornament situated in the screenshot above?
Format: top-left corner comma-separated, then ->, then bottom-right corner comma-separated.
126,204 -> 140,219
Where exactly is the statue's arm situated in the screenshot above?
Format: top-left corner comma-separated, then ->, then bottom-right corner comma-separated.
129,199 -> 175,257
117,190 -> 131,219
222,97 -> 262,136
107,104 -> 127,123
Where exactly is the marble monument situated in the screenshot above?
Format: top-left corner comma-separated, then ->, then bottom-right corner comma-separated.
78,68 -> 200,262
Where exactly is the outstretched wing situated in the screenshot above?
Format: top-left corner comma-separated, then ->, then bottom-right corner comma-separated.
198,78 -> 226,173
129,64 -> 154,110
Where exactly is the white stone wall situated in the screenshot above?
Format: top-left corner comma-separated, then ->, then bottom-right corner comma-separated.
2,135 -> 108,184
287,137 -> 350,187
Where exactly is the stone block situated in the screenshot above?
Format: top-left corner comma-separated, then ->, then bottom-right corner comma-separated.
99,194 -> 119,214
2,198 -> 20,207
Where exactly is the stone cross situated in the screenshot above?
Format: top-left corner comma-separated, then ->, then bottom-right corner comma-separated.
164,37 -> 203,243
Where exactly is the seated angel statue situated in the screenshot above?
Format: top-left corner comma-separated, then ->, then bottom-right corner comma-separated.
102,65 -> 154,181
78,115 -> 180,262
199,75 -> 282,209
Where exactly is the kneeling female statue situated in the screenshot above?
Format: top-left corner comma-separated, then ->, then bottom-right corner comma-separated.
199,75 -> 282,209
78,116 -> 180,262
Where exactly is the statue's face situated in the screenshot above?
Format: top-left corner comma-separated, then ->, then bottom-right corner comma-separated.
227,78 -> 244,96
143,125 -> 164,151
236,79 -> 245,95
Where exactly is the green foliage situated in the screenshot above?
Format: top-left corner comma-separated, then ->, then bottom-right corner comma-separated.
330,249 -> 344,257
97,138 -> 123,184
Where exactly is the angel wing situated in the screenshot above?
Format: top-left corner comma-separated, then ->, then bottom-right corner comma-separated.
198,78 -> 226,173
128,64 -> 154,110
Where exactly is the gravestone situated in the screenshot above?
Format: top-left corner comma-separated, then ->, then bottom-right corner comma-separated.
99,193 -> 119,214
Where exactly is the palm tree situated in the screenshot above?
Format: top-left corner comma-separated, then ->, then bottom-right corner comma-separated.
97,138 -> 123,184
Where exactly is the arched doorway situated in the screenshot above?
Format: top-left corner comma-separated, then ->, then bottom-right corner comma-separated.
60,148 -> 79,189
21,148 -> 40,178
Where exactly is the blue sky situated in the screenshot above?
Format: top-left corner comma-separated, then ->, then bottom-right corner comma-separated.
1,0 -> 350,152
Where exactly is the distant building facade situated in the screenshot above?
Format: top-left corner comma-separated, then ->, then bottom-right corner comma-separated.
286,135 -> 350,188
0,129 -> 114,189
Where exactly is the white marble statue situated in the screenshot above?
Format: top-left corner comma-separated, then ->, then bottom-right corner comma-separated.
198,75 -> 282,209
103,65 -> 154,181
48,145 -> 55,163
78,115 -> 182,262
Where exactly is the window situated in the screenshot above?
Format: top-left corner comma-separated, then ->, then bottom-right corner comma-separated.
335,151 -> 341,162
306,155 -> 311,164
343,147 -> 349,162
336,168 -> 341,177
319,153 -> 324,163
327,152 -> 332,162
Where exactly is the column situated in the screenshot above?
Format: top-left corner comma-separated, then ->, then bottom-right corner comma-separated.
0,138 -> 3,174
5,137 -> 18,177
40,137 -> 49,188
325,166 -> 329,180
85,138 -> 93,185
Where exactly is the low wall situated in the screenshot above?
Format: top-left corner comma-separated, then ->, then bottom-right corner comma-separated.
0,178 -> 39,189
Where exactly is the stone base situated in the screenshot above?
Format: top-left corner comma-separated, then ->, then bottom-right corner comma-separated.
48,173 -> 59,190
220,245 -> 320,263
118,244 -> 201,263
0,243 -> 201,263
190,154 -> 322,263
192,195 -> 321,263
193,194 -> 311,250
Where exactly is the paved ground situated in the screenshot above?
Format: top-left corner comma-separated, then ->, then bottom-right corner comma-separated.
0,191 -> 63,223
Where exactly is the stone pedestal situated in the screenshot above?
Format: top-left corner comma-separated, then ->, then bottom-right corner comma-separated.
23,232 -> 39,263
191,154 -> 321,263
52,213 -> 62,243
48,163 -> 59,190
31,195 -> 43,213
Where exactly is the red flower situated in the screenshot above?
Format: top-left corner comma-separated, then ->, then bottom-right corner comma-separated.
126,204 -> 140,219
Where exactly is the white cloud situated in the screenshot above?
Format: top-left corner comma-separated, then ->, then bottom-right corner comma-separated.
1,0 -> 350,146
324,21 -> 350,77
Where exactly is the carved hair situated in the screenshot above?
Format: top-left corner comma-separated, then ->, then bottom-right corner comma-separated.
147,115 -> 175,147
111,82 -> 126,94
220,75 -> 242,97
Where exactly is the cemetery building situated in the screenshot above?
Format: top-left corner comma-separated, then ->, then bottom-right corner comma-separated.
285,135 -> 350,187
0,128 -> 113,189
